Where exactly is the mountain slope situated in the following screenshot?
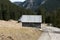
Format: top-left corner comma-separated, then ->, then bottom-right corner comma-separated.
14,0 -> 60,11
14,0 -> 44,10
42,0 -> 60,11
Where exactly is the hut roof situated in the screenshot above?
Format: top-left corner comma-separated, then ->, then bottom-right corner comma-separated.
19,15 -> 42,23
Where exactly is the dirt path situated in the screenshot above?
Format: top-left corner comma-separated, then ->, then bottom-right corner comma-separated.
38,25 -> 60,40
38,32 -> 50,40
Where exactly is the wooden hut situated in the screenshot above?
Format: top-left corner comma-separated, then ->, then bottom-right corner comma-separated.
19,15 -> 42,28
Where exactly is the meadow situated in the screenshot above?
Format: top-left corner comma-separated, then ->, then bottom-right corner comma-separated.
0,20 -> 42,40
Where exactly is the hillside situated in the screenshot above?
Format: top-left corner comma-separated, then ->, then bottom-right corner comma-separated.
0,0 -> 34,20
42,0 -> 60,11
36,0 -> 60,28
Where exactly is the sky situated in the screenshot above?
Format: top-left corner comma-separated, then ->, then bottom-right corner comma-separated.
10,0 -> 25,2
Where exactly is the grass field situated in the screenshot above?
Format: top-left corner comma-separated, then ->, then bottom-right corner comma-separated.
0,20 -> 42,40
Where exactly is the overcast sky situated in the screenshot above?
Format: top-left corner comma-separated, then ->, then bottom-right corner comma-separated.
10,0 -> 25,2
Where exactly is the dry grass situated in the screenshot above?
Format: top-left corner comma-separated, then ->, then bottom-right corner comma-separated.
0,20 -> 42,40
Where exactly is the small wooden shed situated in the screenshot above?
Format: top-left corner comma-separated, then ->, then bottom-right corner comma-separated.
19,15 -> 42,28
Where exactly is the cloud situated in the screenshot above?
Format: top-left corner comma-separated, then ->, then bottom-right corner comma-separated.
10,0 -> 25,2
